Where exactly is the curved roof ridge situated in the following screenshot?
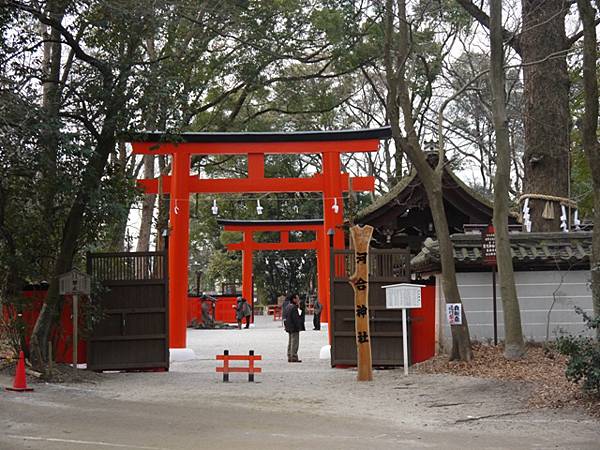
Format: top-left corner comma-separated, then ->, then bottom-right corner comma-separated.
356,163 -> 494,221
355,170 -> 418,219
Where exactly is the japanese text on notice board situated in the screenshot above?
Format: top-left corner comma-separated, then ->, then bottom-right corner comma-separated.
447,303 -> 462,325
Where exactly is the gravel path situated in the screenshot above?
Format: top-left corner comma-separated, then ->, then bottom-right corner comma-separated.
1,315 -> 599,449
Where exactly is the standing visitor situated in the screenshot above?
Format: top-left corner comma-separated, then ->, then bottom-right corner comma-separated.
283,293 -> 303,362
313,297 -> 322,330
242,297 -> 251,328
280,293 -> 290,323
235,297 -> 252,329
299,296 -> 306,332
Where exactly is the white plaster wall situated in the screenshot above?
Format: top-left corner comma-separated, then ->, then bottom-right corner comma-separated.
438,270 -> 593,349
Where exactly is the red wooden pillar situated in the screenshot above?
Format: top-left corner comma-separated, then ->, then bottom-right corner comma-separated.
241,154 -> 263,307
315,227 -> 327,326
242,231 -> 254,305
169,151 -> 191,348
321,151 -> 345,326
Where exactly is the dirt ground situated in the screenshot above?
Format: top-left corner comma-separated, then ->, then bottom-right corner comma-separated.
1,316 -> 599,449
415,342 -> 600,415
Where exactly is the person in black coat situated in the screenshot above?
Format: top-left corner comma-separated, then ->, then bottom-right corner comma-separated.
283,293 -> 303,362
281,294 -> 290,321
299,296 -> 306,331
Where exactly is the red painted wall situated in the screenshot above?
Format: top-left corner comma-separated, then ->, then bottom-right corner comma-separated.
3,288 -> 87,364
410,285 -> 436,364
187,295 -> 254,325
187,296 -> 222,326
215,296 -> 253,324
187,296 -> 200,326
215,296 -> 237,323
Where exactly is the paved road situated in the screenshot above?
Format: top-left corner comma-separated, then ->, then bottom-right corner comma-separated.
1,317 -> 598,449
2,382 -> 593,450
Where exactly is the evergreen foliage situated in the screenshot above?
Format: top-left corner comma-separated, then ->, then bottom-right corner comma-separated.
556,307 -> 600,397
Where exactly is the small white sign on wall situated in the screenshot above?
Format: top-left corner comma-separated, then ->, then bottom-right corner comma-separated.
382,284 -> 424,309
381,283 -> 424,376
447,303 -> 462,325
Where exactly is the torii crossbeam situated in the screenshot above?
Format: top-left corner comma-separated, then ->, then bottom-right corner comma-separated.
130,127 -> 391,351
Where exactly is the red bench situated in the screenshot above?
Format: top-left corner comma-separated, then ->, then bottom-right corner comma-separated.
216,350 -> 262,382
273,305 -> 282,320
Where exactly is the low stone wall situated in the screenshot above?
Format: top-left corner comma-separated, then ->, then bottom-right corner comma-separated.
438,270 -> 593,348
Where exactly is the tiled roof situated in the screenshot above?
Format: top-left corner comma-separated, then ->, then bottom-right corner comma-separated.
411,232 -> 593,272
355,164 -> 496,221
355,171 -> 418,219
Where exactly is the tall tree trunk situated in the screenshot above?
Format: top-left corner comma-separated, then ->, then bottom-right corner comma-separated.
383,0 -> 472,361
137,36 -> 159,252
39,1 -> 66,275
30,72 -> 127,368
137,154 -> 156,251
30,135 -> 118,367
575,0 -> 600,339
457,0 -> 571,231
107,142 -> 129,251
32,2 -> 66,364
490,0 -> 525,360
428,183 -> 473,361
155,156 -> 170,251
520,0 -> 570,231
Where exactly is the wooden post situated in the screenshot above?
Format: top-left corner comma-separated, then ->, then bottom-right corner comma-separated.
402,308 -> 408,376
223,350 -> 229,382
48,341 -> 53,378
349,225 -> 374,382
248,350 -> 255,382
73,294 -> 78,377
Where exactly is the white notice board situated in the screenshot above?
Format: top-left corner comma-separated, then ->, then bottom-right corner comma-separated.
381,283 -> 424,309
447,303 -> 463,325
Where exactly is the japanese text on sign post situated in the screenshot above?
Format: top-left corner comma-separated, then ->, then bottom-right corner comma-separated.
349,225 -> 374,382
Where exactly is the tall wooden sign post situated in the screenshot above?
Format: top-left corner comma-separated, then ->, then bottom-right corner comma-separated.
349,225 -> 373,382
59,269 -> 91,377
482,224 -> 498,345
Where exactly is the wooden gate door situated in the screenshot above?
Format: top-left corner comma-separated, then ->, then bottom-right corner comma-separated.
87,251 -> 169,371
331,249 -> 411,366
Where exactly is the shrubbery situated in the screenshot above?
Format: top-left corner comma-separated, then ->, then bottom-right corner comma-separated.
556,307 -> 600,397
0,299 -> 28,359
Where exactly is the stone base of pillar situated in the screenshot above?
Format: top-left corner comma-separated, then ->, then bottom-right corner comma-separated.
169,348 -> 197,362
319,344 -> 331,360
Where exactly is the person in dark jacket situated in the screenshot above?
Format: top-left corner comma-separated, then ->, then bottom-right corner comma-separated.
299,296 -> 306,331
283,293 -> 303,362
313,297 -> 322,330
280,293 -> 290,323
235,297 -> 252,329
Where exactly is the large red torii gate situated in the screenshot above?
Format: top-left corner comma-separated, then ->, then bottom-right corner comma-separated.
218,218 -> 325,317
130,127 -> 391,350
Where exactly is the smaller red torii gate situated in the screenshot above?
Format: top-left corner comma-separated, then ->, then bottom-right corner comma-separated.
218,219 -> 327,320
